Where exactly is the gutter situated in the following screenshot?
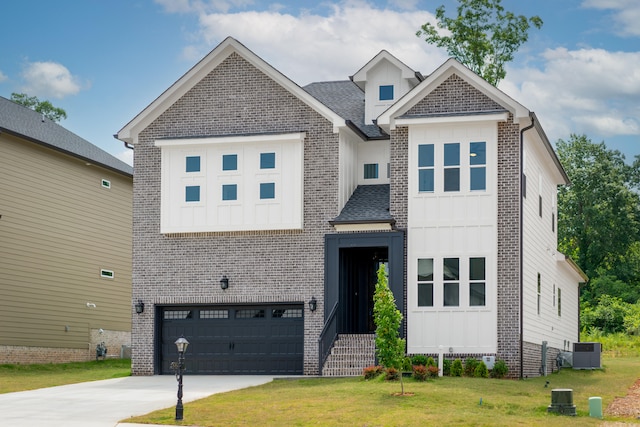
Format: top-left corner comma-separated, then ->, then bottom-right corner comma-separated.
114,133 -> 134,150
519,114 -> 535,380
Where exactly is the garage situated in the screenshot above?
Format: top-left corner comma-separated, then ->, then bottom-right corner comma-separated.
160,305 -> 304,375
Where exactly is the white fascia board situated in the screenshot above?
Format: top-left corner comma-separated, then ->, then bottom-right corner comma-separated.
394,112 -> 509,127
352,50 -> 418,82
155,132 -> 306,147
117,37 -> 344,144
378,58 -> 529,131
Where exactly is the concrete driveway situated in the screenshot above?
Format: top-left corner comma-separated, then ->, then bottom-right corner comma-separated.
0,375 -> 278,427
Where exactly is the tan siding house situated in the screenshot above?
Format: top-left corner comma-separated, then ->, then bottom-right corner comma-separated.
0,96 -> 133,363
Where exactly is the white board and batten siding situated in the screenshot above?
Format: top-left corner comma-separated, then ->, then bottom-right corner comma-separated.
522,132 -> 581,350
406,121 -> 498,355
157,133 -> 304,233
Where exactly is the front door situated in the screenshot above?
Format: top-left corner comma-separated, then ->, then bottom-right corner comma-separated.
339,247 -> 388,333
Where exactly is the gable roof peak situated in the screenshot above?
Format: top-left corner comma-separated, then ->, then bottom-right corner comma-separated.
350,50 -> 423,90
117,37 -> 345,144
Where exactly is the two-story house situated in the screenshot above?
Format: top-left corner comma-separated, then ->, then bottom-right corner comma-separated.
0,96 -> 133,364
117,37 -> 585,378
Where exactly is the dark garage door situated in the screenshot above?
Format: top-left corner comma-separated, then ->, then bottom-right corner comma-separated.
160,305 -> 304,375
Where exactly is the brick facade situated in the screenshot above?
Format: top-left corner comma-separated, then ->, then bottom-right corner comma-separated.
0,328 -> 130,364
497,116 -> 523,377
406,74 -> 504,116
131,53 -> 338,375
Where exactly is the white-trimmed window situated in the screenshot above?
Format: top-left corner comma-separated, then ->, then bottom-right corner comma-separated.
100,269 -> 114,279
557,288 -> 562,316
537,273 -> 541,315
101,179 -> 111,189
155,133 -> 304,233
469,142 -> 486,191
417,258 -> 434,307
416,257 -> 487,309
418,144 -> 435,192
364,163 -> 379,179
443,143 -> 460,192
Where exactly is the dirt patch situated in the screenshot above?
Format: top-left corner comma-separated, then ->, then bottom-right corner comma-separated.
606,377 -> 640,418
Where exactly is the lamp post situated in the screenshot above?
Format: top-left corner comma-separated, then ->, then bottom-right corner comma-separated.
170,336 -> 189,421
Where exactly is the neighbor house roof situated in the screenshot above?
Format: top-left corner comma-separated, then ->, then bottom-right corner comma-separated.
331,184 -> 394,224
0,96 -> 132,177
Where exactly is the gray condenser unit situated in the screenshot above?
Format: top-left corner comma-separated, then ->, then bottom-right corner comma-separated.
572,342 -> 601,369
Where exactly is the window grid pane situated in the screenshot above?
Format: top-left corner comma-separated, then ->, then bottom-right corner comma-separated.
418,144 -> 434,167
185,185 -> 200,202
444,143 -> 460,166
222,154 -> 237,171
200,310 -> 229,319
470,167 -> 486,191
186,156 -> 200,172
469,283 -> 485,306
379,85 -> 394,101
418,258 -> 434,281
443,283 -> 459,306
469,142 -> 486,165
260,182 -> 275,199
444,168 -> 460,192
364,163 -> 379,179
419,169 -> 434,192
418,283 -> 433,307
443,258 -> 459,280
260,152 -> 276,169
222,184 -> 237,201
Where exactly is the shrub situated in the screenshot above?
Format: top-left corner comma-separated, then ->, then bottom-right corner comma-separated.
385,367 -> 399,381
443,359 -> 451,376
464,358 -> 479,377
490,359 -> 509,378
402,357 -> 413,372
425,356 -> 436,367
474,361 -> 489,378
427,365 -> 439,378
411,354 -> 428,366
451,358 -> 463,377
412,364 -> 428,381
363,365 -> 383,380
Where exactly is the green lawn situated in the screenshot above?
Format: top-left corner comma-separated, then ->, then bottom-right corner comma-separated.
0,358 -> 131,393
124,356 -> 640,426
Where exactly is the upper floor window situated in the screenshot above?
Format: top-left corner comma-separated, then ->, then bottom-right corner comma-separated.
417,258 -> 434,307
418,144 -> 435,192
185,185 -> 200,202
443,257 -> 460,306
557,288 -> 562,316
222,154 -> 238,171
379,85 -> 394,101
443,143 -> 460,192
222,184 -> 237,201
537,273 -> 541,315
186,156 -> 201,172
469,257 -> 486,306
469,142 -> 486,191
364,163 -> 379,179
260,152 -> 276,169
260,182 -> 275,199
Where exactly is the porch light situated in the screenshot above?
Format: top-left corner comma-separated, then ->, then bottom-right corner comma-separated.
220,275 -> 229,290
308,296 -> 317,312
134,300 -> 145,314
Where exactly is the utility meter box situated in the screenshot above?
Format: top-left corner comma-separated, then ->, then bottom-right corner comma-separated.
482,355 -> 495,370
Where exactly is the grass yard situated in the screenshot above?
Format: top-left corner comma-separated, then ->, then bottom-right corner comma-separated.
0,358 -> 131,393
124,356 -> 640,426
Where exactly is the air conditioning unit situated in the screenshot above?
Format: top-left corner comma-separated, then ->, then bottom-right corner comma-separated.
572,342 -> 601,369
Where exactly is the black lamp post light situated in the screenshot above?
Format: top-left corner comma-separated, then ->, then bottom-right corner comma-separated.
170,336 -> 189,421
308,296 -> 317,312
220,275 -> 229,290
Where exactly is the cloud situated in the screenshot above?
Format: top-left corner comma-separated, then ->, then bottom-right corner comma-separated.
0,70 -> 7,82
190,3 -> 443,85
116,148 -> 134,166
582,0 -> 640,36
20,61 -> 82,99
502,47 -> 640,140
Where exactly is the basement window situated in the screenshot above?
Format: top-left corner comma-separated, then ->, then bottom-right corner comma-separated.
100,269 -> 114,279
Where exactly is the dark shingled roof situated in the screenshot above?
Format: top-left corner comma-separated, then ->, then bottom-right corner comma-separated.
0,96 -> 133,176
303,81 -> 387,139
332,184 -> 394,224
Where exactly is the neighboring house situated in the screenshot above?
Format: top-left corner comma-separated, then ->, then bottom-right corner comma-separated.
0,96 -> 133,364
117,37 -> 586,378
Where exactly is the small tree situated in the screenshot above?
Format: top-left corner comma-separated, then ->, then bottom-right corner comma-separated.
417,0 -> 543,86
373,264 -> 406,394
10,92 -> 67,122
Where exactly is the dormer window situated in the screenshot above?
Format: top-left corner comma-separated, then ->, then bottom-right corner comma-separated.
379,85 -> 394,101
